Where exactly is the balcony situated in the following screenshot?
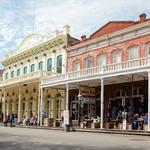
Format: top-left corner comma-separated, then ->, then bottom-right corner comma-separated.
42,56 -> 150,86
0,70 -> 56,88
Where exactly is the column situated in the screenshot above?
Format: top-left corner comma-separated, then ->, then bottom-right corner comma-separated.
64,84 -> 69,126
40,87 -> 43,126
18,86 -> 22,122
66,84 -> 69,110
148,72 -> 150,131
3,89 -> 6,121
100,78 -> 104,129
37,84 -> 40,125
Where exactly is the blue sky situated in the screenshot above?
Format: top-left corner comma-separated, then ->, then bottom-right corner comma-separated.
0,0 -> 150,69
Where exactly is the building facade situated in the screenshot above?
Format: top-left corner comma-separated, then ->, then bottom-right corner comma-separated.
0,25 -> 78,125
41,13 -> 150,131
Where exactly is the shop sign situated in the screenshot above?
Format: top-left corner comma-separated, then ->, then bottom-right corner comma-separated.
80,87 -> 96,97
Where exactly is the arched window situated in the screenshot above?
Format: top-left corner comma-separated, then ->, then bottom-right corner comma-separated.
112,50 -> 121,63
17,69 -> 21,76
47,58 -> 52,71
74,61 -> 80,71
23,66 -> 27,74
11,71 -> 14,78
56,55 -> 62,73
97,54 -> 107,66
31,64 -> 35,72
85,57 -> 93,68
5,73 -> 8,80
38,61 -> 43,70
128,46 -> 139,60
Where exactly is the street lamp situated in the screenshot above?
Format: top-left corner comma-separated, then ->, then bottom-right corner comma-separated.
78,91 -> 82,126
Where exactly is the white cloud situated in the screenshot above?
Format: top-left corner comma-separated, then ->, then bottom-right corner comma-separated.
0,0 -> 150,68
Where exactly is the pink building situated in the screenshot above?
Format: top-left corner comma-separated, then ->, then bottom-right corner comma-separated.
42,13 -> 150,131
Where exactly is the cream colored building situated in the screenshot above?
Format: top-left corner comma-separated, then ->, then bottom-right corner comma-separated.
0,25 -> 77,125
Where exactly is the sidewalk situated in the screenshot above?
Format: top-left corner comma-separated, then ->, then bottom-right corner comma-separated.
1,123 -> 150,136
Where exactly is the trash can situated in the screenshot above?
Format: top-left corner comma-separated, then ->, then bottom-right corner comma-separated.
64,124 -> 70,132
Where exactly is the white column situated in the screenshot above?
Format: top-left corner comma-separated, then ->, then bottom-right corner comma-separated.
148,72 -> 150,131
18,86 -> 21,123
3,89 -> 6,121
100,78 -> 104,129
40,87 -> 43,126
66,84 -> 69,110
37,84 -> 40,125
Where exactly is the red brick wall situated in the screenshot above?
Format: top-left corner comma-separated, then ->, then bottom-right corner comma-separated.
68,35 -> 150,72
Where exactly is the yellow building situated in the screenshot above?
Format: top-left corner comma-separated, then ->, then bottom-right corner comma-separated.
0,25 -> 77,126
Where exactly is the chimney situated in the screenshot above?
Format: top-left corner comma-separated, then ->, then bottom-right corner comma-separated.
81,35 -> 86,41
139,13 -> 147,23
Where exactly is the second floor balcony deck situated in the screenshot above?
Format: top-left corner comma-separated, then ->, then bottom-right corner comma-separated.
0,70 -> 57,88
42,56 -> 150,87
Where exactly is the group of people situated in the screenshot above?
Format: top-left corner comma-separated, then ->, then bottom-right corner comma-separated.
22,111 -> 38,126
109,103 -> 148,130
3,113 -> 18,127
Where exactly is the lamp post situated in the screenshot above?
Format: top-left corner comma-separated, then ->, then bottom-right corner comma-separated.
78,91 -> 82,126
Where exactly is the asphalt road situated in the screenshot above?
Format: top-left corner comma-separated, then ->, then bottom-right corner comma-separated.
0,127 -> 150,150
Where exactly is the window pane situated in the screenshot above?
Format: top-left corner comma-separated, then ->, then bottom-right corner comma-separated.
17,69 -> 20,76
31,64 -> 35,72
47,58 -> 52,71
38,61 -> 43,70
85,57 -> 93,68
5,73 -> 8,80
129,47 -> 139,60
147,44 -> 150,55
74,61 -> 80,71
98,54 -> 107,66
57,55 -> 62,73
23,66 -> 27,74
112,50 -> 121,63
11,71 -> 14,78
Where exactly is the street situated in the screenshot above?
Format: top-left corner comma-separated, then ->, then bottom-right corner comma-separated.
0,127 -> 150,150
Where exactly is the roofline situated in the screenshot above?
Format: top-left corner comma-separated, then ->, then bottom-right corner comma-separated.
67,20 -> 150,51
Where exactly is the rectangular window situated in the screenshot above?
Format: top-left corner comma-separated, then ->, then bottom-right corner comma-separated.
98,54 -> 107,66
147,44 -> 150,55
17,69 -> 20,76
23,66 -> 27,74
85,57 -> 93,68
74,61 -> 80,71
47,58 -> 52,71
57,55 -> 62,73
11,71 -> 14,78
38,61 -> 43,70
31,64 -> 35,72
112,50 -> 121,63
129,47 -> 139,60
5,73 -> 8,80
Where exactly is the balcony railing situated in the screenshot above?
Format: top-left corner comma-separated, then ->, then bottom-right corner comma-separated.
42,56 -> 149,85
0,70 -> 54,87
